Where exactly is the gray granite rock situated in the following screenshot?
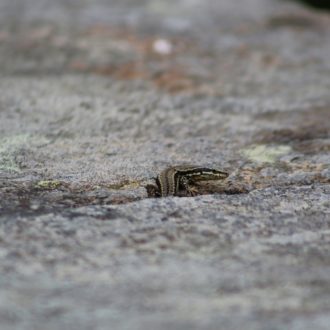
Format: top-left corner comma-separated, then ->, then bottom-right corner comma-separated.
0,0 -> 329,329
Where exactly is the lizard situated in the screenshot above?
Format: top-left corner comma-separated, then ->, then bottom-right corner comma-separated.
155,165 -> 229,197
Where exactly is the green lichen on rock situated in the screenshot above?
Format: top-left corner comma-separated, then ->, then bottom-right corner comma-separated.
0,135 -> 29,172
0,134 -> 49,172
241,144 -> 292,164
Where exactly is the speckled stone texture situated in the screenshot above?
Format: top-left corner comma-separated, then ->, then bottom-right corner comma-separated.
0,0 -> 329,329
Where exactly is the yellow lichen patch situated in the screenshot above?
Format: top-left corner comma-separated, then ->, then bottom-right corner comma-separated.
242,144 -> 291,163
36,180 -> 62,189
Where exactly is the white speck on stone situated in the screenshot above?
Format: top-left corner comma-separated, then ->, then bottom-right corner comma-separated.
152,39 -> 173,55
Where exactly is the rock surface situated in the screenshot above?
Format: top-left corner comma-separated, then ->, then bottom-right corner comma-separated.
0,0 -> 329,329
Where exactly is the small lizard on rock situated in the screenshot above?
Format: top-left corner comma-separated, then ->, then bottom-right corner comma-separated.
154,165 -> 229,197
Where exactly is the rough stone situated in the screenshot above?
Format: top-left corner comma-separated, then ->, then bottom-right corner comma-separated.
0,0 -> 330,329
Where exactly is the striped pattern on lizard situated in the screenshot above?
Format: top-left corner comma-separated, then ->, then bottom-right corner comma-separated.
155,165 -> 229,197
